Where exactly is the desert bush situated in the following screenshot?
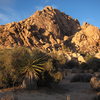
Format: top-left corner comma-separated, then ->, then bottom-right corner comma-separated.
0,47 -> 63,89
0,47 -> 32,88
70,73 -> 92,82
90,76 -> 100,91
21,48 -> 50,89
51,71 -> 63,82
84,54 -> 94,62
37,58 -> 63,88
50,52 -> 67,65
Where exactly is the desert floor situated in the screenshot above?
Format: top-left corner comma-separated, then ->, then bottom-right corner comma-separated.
0,73 -> 97,100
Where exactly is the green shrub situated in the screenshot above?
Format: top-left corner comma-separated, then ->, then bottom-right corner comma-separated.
0,47 -> 63,89
84,54 -> 94,62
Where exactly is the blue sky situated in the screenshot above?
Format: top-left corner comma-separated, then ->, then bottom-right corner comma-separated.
0,0 -> 100,28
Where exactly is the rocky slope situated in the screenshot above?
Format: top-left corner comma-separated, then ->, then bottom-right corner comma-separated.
0,6 -> 100,54
0,6 -> 80,50
72,22 -> 100,54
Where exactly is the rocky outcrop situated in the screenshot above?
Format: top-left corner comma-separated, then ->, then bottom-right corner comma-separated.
0,6 -> 80,50
0,6 -> 99,55
72,23 -> 100,54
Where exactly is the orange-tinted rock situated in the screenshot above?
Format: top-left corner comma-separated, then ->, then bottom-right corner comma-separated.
0,6 -> 80,50
72,23 -> 100,54
1,6 -> 99,55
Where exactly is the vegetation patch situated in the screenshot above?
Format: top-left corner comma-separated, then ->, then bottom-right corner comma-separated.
0,47 -> 63,89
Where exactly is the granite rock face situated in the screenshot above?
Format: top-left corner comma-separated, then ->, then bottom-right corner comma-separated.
72,23 -> 100,54
0,6 -> 99,55
0,6 -> 80,50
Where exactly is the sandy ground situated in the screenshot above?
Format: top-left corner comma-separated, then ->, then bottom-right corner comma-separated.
0,74 -> 97,100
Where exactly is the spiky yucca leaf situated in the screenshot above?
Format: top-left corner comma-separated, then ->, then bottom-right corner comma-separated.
21,51 -> 49,80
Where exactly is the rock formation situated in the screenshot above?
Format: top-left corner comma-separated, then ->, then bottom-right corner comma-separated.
0,6 -> 80,51
0,6 -> 99,55
72,22 -> 100,54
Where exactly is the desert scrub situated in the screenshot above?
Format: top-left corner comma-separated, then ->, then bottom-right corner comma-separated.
84,53 -> 94,62
0,47 -> 32,88
0,47 -> 63,89
50,51 -> 67,65
21,48 -> 50,89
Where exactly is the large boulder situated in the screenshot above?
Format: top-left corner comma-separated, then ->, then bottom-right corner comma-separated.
90,76 -> 100,91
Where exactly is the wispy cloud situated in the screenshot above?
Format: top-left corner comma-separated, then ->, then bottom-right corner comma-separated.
0,13 -> 10,23
0,0 -> 19,25
0,0 -> 15,7
35,6 -> 44,10
0,7 -> 19,24
84,17 -> 92,22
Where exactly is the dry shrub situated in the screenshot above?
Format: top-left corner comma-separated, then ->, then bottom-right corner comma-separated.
0,47 -> 63,89
0,47 -> 32,88
50,51 -> 67,65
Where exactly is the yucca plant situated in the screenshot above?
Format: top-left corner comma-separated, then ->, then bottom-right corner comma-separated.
0,47 -> 49,89
21,49 -> 49,90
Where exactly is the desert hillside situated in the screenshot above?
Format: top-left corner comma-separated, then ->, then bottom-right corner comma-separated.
0,6 -> 100,100
0,6 -> 99,54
